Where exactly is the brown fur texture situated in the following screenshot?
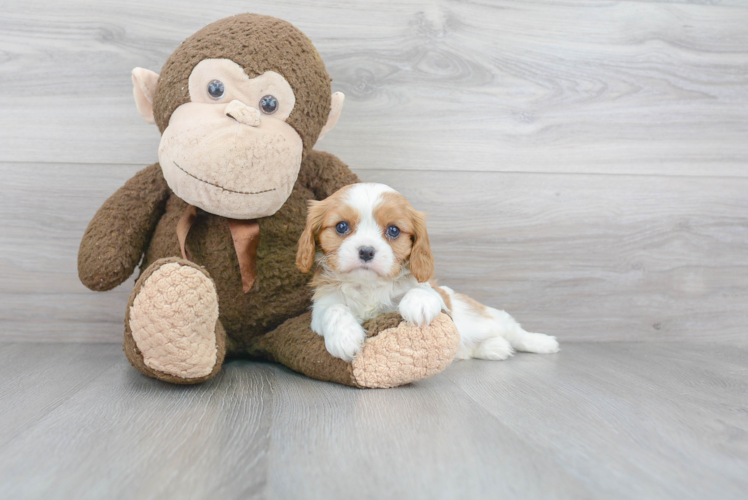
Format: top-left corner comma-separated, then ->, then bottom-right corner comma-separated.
247,311 -> 357,386
375,191 -> 433,279
78,165 -> 169,291
363,312 -> 404,338
153,14 -> 330,159
456,292 -> 494,319
430,280 -> 453,313
407,208 -> 434,282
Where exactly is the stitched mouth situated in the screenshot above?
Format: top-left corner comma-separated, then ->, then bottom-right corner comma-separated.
173,162 -> 276,195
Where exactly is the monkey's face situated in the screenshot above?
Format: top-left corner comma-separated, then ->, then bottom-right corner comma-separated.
155,59 -> 303,219
132,15 -> 344,219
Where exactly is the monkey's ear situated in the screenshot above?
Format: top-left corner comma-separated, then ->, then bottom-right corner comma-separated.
131,68 -> 160,125
317,92 -> 345,142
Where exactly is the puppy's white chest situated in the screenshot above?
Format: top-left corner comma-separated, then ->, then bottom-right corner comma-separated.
340,283 -> 400,322
348,289 -> 392,321
358,302 -> 384,321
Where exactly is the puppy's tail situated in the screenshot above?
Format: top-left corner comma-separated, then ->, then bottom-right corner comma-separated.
439,286 -> 559,358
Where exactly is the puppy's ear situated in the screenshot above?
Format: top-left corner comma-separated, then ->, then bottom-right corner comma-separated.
408,209 -> 434,283
296,200 -> 328,273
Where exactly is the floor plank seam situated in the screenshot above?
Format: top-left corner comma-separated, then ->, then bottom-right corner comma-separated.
3,160 -> 748,181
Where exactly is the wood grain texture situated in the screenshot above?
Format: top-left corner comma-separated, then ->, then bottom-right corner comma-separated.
442,342 -> 748,500
0,344 -> 275,500
0,343 -> 121,447
0,0 -> 747,175
2,163 -> 746,343
0,342 -> 746,499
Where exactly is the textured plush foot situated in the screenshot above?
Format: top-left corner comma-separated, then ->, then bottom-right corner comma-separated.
352,313 -> 460,389
125,257 -> 224,383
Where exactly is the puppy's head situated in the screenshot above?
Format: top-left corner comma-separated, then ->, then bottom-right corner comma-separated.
296,183 -> 434,282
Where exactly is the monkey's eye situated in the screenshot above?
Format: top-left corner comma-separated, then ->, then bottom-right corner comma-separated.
207,80 -> 225,100
259,95 -> 278,115
386,225 -> 401,239
335,221 -> 350,235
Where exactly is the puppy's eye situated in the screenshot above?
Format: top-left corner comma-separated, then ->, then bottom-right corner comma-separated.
259,95 -> 278,114
335,221 -> 350,235
386,225 -> 401,239
207,80 -> 225,100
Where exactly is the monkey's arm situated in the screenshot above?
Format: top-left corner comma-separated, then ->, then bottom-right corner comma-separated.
248,311 -> 460,388
78,163 -> 170,291
300,150 -> 360,201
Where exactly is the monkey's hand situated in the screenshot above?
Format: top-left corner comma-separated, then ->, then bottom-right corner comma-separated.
78,163 -> 169,291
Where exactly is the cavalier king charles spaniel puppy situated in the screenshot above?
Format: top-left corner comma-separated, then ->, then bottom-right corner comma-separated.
296,183 -> 559,362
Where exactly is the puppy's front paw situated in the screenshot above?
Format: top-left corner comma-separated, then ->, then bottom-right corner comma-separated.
319,305 -> 367,362
399,288 -> 444,327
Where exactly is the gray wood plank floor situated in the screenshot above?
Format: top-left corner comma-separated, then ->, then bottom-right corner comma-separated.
0,341 -> 746,500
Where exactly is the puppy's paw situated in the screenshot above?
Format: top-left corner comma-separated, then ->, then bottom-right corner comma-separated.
473,337 -> 515,360
399,288 -> 444,327
319,304 -> 367,362
515,332 -> 560,354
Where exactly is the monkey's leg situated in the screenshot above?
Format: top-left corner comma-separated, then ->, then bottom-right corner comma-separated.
124,257 -> 226,384
248,311 -> 460,388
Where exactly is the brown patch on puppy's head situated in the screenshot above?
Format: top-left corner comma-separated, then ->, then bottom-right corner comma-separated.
296,185 -> 357,273
375,192 -> 434,282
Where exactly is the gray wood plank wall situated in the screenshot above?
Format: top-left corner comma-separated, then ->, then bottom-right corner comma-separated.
1,0 -> 747,343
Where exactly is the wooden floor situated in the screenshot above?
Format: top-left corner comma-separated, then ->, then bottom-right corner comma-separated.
0,341 -> 746,500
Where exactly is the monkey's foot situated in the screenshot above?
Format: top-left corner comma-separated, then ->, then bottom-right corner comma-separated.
124,257 -> 225,384
352,313 -> 460,388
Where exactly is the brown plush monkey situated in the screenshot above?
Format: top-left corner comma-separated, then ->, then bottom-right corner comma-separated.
78,14 -> 459,388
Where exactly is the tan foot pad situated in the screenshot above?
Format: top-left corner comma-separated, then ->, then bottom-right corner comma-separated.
352,313 -> 460,389
129,262 -> 219,379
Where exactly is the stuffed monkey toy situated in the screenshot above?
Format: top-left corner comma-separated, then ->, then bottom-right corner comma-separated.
78,14 -> 459,388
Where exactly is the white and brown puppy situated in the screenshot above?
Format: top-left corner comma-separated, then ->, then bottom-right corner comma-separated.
296,183 -> 559,362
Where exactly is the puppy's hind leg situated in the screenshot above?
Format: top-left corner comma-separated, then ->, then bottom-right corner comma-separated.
486,307 -> 560,354
441,286 -> 514,361
441,286 -> 559,358
473,336 -> 514,361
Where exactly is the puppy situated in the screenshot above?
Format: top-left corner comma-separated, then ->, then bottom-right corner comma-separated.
296,183 -> 559,362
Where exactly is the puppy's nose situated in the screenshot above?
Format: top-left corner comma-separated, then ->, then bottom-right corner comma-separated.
359,246 -> 375,262
225,100 -> 261,127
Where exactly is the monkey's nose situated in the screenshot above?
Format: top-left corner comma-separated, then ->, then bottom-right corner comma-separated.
225,100 -> 261,127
